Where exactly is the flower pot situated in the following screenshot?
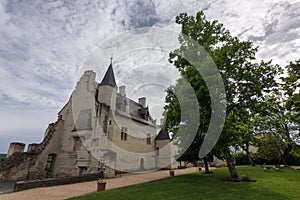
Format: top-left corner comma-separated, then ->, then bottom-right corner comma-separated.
169,171 -> 175,177
97,182 -> 106,192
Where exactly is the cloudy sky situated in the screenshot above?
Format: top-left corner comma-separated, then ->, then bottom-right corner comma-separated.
0,0 -> 299,153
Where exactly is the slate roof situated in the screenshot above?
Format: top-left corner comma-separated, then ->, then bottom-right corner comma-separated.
99,62 -> 155,125
99,63 -> 117,87
115,93 -> 155,124
155,129 -> 170,140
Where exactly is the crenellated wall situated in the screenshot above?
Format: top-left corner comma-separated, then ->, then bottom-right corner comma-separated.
6,142 -> 25,158
0,121 -> 59,181
0,68 -> 169,183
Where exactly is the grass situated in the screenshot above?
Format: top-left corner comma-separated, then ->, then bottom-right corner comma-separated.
68,166 -> 300,200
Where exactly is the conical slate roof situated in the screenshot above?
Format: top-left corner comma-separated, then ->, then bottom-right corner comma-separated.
155,129 -> 170,140
99,63 -> 117,87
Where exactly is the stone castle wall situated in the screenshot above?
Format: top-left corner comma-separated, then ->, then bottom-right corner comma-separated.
6,142 -> 25,158
0,69 -> 173,182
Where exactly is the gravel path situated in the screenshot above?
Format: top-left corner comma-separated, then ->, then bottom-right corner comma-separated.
0,167 -> 198,200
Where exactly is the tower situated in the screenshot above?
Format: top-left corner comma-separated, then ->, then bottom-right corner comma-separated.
98,60 -> 117,112
155,129 -> 171,169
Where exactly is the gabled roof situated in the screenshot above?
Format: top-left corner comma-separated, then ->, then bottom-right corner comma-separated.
99,63 -> 117,87
155,129 -> 170,140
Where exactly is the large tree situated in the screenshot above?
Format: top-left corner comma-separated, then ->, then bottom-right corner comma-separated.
164,11 -> 280,179
164,76 -> 213,173
253,60 -> 300,164
283,60 -> 300,125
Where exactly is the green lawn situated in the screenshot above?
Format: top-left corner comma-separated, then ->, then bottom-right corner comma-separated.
68,166 -> 300,200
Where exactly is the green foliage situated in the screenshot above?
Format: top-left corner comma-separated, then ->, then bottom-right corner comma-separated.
254,133 -> 287,164
164,78 -> 203,165
283,60 -> 300,133
69,167 -> 300,200
252,60 -> 300,164
0,154 -> 6,161
285,148 -> 300,166
240,175 -> 251,182
165,11 -> 282,178
283,59 -> 300,123
233,152 -> 249,165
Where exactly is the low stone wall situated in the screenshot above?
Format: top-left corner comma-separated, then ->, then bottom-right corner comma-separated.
14,172 -> 104,192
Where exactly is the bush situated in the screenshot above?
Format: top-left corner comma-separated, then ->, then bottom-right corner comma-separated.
220,175 -> 255,182
233,152 -> 249,165
240,175 -> 256,182
286,153 -> 300,166
252,155 -> 270,165
252,152 -> 283,165
252,151 -> 300,166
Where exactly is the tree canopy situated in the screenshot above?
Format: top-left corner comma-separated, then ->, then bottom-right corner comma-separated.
164,11 -> 289,179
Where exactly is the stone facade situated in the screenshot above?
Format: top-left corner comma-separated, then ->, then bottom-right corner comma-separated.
0,63 -> 172,182
6,142 -> 25,158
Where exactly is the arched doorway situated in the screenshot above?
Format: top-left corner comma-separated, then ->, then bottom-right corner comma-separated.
140,158 -> 144,170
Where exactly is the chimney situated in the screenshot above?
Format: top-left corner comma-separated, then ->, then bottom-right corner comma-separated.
119,86 -> 126,96
160,118 -> 165,126
138,97 -> 146,107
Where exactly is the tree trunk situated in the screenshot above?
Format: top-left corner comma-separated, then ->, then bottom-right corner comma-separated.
244,143 -> 255,166
281,144 -> 292,165
203,156 -> 210,174
224,149 -> 239,179
281,123 -> 292,165
247,153 -> 255,166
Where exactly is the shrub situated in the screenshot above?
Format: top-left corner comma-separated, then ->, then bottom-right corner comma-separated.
251,151 -> 300,166
240,175 -> 256,182
252,155 -> 270,165
286,153 -> 300,166
233,152 -> 249,165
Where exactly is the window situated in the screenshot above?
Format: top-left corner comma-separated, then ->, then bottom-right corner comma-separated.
121,127 -> 127,141
79,167 -> 87,175
45,154 -> 56,172
156,147 -> 160,156
73,137 -> 81,151
91,138 -> 99,147
146,133 -> 151,145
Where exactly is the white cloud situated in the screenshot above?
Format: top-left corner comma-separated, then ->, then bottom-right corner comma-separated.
0,0 -> 299,152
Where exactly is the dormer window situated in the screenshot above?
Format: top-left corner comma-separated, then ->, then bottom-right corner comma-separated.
139,107 -> 149,121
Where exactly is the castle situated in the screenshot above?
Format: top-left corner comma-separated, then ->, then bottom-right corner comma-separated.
0,62 -> 173,181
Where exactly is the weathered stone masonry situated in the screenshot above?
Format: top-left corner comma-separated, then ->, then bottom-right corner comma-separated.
0,62 -> 172,182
